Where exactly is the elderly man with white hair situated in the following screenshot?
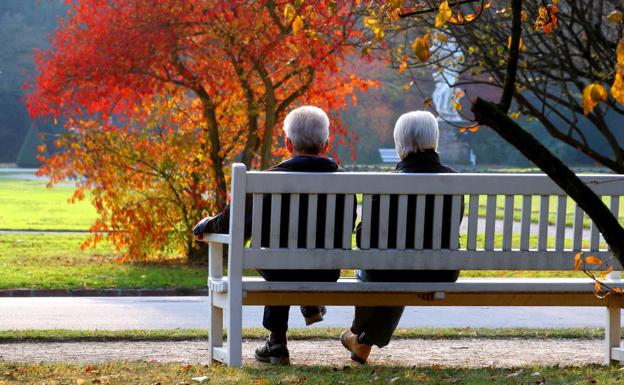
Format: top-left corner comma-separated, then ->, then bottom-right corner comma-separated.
193,106 -> 355,365
340,110 -> 464,364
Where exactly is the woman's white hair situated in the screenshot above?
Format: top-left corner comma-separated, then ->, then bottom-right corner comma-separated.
393,110 -> 439,159
283,106 -> 330,155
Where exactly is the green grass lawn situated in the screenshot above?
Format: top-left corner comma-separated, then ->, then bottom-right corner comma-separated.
0,174 -> 614,290
0,177 -> 97,231
0,327 -> 606,343
1,362 -> 623,385
0,234 -> 206,289
0,232 -> 599,289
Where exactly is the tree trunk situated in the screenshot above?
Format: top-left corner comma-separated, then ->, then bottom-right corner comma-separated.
472,97 -> 624,263
187,238 -> 208,265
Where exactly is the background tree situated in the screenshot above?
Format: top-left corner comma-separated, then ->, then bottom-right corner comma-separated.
28,0 -> 371,262
364,0 -> 624,263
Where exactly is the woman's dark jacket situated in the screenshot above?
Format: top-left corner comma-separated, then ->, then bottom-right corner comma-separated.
356,150 -> 463,282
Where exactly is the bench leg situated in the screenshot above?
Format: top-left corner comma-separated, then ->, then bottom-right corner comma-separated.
605,300 -> 621,365
225,288 -> 243,367
208,294 -> 224,364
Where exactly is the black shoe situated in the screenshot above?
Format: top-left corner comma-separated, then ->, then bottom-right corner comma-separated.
254,342 -> 290,365
301,305 -> 327,326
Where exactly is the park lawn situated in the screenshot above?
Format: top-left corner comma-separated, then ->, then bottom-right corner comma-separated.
0,234 -> 205,289
0,327 -> 606,343
0,232 -> 602,289
0,177 -> 97,231
1,361 -> 623,385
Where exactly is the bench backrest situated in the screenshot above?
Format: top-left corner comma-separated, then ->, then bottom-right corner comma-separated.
227,163 -> 624,272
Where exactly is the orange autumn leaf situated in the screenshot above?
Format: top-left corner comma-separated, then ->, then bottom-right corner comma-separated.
583,83 -> 608,115
573,252 -> 582,271
412,34 -> 430,62
584,256 -> 605,265
435,1 -> 452,27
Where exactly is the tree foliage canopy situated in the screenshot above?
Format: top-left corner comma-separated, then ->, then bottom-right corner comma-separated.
28,0 -> 373,261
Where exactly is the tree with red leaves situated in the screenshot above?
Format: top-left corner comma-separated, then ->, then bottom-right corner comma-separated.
28,0 -> 373,261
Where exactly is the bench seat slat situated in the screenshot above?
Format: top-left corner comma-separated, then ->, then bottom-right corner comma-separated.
242,249 -> 618,270
239,277 -> 624,293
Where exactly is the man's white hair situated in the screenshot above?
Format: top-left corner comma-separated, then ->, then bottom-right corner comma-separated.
283,106 -> 330,155
393,110 -> 439,159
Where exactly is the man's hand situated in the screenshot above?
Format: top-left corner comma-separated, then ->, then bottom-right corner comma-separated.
192,216 -> 213,241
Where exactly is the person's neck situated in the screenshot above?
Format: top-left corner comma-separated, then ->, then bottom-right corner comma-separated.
291,152 -> 323,158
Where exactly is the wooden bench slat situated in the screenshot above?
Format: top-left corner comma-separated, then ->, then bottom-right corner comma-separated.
414,195 -> 426,250
538,195 -> 549,251
432,195 -> 444,249
251,194 -> 263,249
573,203 -> 584,250
324,194 -> 336,249
502,195 -> 514,251
396,194 -> 408,249
484,195 -> 496,251
378,195 -> 390,249
520,195 -> 532,251
240,276 -> 624,293
467,195 -> 478,251
555,195 -> 567,251
245,172 -> 624,195
270,194 -> 281,248
342,194 -> 354,250
288,194 -> 300,249
450,195 -> 461,250
609,196 -> 620,252
306,194 -> 318,249
242,249 -> 619,271
360,195 -> 372,250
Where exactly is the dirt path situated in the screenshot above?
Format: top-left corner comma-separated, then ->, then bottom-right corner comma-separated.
0,338 -> 606,367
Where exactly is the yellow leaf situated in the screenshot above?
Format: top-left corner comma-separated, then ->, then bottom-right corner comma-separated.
608,10 -> 624,24
435,1 -> 452,28
452,99 -> 462,111
617,39 -> 624,66
284,4 -> 296,22
612,73 -> 624,105
402,82 -> 412,91
464,13 -> 477,22
585,256 -> 605,265
399,60 -> 408,74
292,15 -> 304,33
510,111 -> 520,119
594,281 -> 602,294
364,16 -> 384,41
573,252 -> 582,272
412,34 -> 430,63
521,10 -> 528,22
436,33 -> 448,42
583,83 -> 607,115
484,2 -> 491,9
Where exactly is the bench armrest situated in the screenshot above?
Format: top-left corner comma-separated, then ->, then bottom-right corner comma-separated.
202,233 -> 230,244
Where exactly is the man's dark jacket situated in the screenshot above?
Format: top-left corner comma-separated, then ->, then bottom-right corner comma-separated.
356,150 -> 463,282
194,155 -> 356,281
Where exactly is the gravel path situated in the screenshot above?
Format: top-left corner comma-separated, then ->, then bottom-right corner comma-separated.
0,338 -> 606,367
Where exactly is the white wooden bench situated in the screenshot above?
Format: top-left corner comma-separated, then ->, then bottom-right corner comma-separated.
201,163 -> 624,367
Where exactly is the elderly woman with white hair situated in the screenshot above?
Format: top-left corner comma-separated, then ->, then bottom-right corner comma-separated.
194,105 -> 356,365
340,110 -> 464,364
